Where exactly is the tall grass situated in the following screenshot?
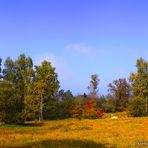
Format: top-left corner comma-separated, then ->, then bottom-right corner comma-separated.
0,114 -> 148,147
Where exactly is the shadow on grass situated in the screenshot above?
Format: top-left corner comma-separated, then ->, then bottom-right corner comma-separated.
0,122 -> 44,128
5,139 -> 112,148
18,122 -> 44,127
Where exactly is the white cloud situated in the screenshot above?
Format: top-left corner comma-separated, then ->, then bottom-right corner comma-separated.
34,52 -> 62,67
65,43 -> 93,54
33,52 -> 76,90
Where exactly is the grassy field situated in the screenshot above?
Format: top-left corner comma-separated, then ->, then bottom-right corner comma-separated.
0,113 -> 148,148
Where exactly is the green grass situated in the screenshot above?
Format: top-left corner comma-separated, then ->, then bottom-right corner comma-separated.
0,114 -> 148,148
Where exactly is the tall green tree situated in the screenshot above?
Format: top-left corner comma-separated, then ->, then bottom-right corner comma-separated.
3,54 -> 34,89
108,78 -> 131,111
2,54 -> 34,121
129,58 -> 148,116
88,74 -> 100,98
25,60 -> 60,121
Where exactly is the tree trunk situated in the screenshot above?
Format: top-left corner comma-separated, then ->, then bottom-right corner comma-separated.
146,97 -> 148,115
39,95 -> 43,121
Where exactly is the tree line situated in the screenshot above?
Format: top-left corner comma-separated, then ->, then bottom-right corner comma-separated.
0,54 -> 147,123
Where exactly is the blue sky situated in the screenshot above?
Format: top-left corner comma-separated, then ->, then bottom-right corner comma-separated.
0,0 -> 148,95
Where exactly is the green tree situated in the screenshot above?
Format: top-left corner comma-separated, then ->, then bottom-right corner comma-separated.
0,80 -> 22,123
44,89 -> 74,119
3,54 -> 34,122
97,95 -> 116,113
128,96 -> 146,117
3,54 -> 34,93
88,74 -> 100,98
108,78 -> 131,111
94,94 -> 120,113
23,82 -> 43,121
129,58 -> 148,116
25,60 -> 60,121
3,57 -> 15,82
57,90 -> 74,119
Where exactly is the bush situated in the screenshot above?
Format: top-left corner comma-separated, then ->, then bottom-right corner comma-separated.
128,96 -> 147,117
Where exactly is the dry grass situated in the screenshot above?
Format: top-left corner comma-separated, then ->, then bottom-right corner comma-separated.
0,114 -> 148,148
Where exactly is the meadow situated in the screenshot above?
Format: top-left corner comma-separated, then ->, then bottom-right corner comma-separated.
0,113 -> 148,148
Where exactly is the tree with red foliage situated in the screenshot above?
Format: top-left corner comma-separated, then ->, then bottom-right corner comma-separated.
83,99 -> 104,119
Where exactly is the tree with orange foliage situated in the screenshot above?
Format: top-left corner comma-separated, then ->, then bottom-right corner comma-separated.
83,99 -> 104,119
